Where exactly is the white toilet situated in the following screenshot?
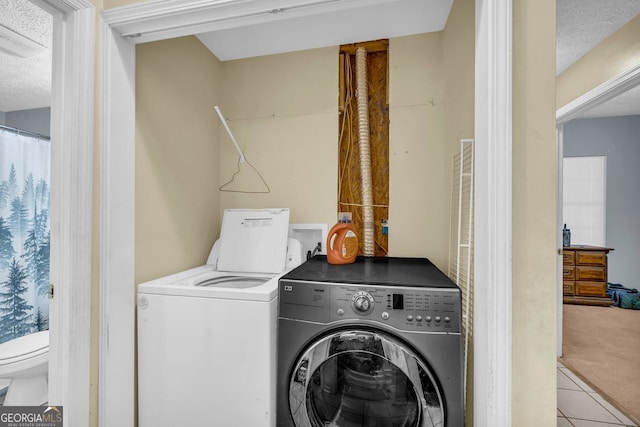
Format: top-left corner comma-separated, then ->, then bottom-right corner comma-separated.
0,330 -> 49,406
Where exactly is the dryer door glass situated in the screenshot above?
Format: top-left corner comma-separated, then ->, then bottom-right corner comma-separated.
289,330 -> 444,427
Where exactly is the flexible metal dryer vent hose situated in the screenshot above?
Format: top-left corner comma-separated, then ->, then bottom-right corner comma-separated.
355,46 -> 374,257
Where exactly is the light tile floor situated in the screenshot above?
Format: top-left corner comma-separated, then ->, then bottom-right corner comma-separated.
558,360 -> 638,426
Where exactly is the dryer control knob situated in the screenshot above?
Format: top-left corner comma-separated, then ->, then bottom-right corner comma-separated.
354,296 -> 370,311
351,291 -> 375,314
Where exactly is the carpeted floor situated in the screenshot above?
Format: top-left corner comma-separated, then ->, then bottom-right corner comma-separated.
561,304 -> 640,424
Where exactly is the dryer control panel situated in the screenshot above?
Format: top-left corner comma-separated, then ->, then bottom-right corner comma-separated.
279,280 -> 461,334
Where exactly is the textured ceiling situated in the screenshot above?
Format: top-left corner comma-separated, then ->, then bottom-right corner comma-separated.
557,0 -> 640,75
0,0 -> 52,113
557,0 -> 640,118
1,0 -> 639,118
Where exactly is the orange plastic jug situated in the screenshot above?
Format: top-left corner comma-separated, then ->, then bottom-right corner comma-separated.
326,222 -> 359,264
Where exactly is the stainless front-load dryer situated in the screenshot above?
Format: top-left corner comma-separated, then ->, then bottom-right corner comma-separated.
276,256 -> 464,427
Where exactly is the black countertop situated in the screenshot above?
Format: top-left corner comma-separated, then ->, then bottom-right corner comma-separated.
282,255 -> 458,289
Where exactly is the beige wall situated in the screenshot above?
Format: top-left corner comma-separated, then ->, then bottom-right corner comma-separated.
104,0 -> 128,8
388,33 -> 449,270
135,37 -> 223,283
557,14 -> 640,108
444,0 -> 475,144
443,0 -> 475,424
217,47 -> 338,225
512,0 -> 558,425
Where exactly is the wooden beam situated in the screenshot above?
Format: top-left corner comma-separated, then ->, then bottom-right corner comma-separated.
338,53 -> 345,112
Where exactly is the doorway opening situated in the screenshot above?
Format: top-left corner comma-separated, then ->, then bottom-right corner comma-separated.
556,63 -> 640,425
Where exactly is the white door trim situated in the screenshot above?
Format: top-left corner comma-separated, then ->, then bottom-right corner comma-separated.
557,63 -> 640,124
102,0 -> 409,44
474,0 -> 513,425
556,124 -> 564,357
100,0 -> 513,425
32,0 -> 95,424
99,20 -> 136,427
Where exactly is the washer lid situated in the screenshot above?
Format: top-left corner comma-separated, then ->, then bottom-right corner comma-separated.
0,331 -> 49,364
217,208 -> 290,274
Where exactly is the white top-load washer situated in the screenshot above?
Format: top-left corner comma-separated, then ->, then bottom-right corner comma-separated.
137,208 -> 303,427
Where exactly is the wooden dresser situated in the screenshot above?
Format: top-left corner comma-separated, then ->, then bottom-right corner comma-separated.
563,245 -> 614,306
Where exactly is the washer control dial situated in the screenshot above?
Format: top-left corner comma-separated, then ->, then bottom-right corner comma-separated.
351,291 -> 375,315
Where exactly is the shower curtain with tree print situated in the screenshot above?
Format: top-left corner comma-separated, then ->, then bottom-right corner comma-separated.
0,128 -> 50,344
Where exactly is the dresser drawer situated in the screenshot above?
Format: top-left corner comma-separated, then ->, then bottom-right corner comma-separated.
576,266 -> 606,281
576,281 -> 607,297
562,266 -> 575,280
563,251 -> 575,265
576,251 -> 607,266
563,281 -> 575,296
